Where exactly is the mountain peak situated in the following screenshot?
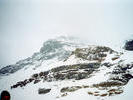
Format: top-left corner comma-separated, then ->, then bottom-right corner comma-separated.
0,36 -> 81,76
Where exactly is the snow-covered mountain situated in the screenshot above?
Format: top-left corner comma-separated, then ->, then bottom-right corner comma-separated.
0,36 -> 133,100
0,36 -> 82,76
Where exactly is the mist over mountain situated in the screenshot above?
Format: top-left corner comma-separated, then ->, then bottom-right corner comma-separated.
0,36 -> 82,75
0,0 -> 133,99
1,0 -> 133,68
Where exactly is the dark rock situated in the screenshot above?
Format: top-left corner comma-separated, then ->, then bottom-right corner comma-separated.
72,46 -> 114,61
112,67 -> 125,74
65,72 -> 78,79
102,63 -> 113,67
0,65 -> 15,75
84,69 -> 89,72
29,78 -> 34,82
32,73 -> 39,79
123,74 -> 133,80
79,63 -> 100,69
75,72 -> 88,80
34,80 -> 41,84
11,84 -> 19,89
93,81 -> 123,87
124,40 -> 133,51
61,86 -> 82,93
43,71 -> 49,76
39,72 -> 44,77
38,88 -> 51,94
100,93 -> 108,97
112,57 -> 119,61
121,67 -> 128,71
51,63 -> 100,73
54,73 -> 65,80
51,65 -> 66,72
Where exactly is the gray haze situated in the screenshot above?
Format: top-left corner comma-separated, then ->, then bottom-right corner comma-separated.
0,0 -> 133,67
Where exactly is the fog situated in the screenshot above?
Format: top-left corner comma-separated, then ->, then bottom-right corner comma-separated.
0,0 -> 133,67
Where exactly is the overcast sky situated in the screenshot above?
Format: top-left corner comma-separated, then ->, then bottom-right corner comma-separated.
0,0 -> 133,67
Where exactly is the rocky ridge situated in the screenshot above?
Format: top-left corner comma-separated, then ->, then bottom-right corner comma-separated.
10,45 -> 133,98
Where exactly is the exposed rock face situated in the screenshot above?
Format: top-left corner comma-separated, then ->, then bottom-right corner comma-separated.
124,40 -> 133,50
11,62 -> 100,89
61,86 -> 82,93
60,83 -> 124,97
71,46 -> 115,62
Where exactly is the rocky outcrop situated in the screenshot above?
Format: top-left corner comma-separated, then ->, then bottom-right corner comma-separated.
11,62 -> 100,89
38,88 -> 51,94
71,46 -> 115,62
124,40 -> 133,51
61,86 -> 82,93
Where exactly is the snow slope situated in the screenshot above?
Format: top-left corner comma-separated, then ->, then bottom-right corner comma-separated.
0,36 -> 133,100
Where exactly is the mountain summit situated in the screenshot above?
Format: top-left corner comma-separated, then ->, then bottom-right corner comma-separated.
0,36 -> 82,76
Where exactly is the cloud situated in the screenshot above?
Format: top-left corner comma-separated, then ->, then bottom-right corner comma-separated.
0,0 -> 133,67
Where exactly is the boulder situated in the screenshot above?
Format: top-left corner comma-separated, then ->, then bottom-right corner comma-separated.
124,40 -> 133,51
38,88 -> 51,94
123,74 -> 133,79
34,79 -> 41,84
